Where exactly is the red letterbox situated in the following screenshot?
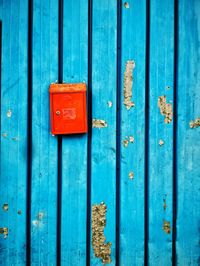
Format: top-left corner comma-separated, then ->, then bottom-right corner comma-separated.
49,83 -> 87,135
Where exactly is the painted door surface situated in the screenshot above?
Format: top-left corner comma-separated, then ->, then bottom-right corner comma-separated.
0,0 -> 199,265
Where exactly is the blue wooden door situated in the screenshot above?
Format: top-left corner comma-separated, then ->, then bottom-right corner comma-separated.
0,0 -> 199,265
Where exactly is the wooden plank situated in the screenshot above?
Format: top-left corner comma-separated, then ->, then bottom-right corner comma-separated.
31,0 -> 58,264
90,1 -> 117,265
61,0 -> 88,264
176,0 -> 200,264
119,0 -> 146,265
148,0 -> 174,265
0,0 -> 28,264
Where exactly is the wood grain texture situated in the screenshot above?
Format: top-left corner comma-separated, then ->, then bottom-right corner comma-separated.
176,0 -> 200,264
31,0 -> 58,264
0,0 -> 28,264
148,0 -> 174,265
90,1 -> 117,265
0,1 -> 199,265
61,0 -> 88,265
119,1 -> 146,265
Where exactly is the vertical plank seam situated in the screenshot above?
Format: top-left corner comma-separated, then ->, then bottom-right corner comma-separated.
116,0 -> 122,265
86,0 -> 92,264
17,2 -> 20,263
57,0 -> 63,265
172,0 -> 178,264
8,2 -> 12,261
26,0 -> 33,264
0,18 -> 1,193
144,0 -> 150,265
39,2 -> 42,263
0,22 -> 2,254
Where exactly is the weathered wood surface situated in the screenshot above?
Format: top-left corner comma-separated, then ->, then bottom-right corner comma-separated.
0,0 -> 199,265
90,1 -> 117,265
176,0 -> 200,264
31,0 -> 58,264
120,0 -> 146,265
148,1 -> 174,265
61,0 -> 88,265
0,0 -> 28,264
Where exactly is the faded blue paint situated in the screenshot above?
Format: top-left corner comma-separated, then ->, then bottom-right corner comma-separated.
0,0 -> 199,265
31,0 -> 58,264
61,0 -> 88,265
148,0 -> 174,265
120,0 -> 146,265
176,0 -> 200,265
90,1 -> 117,265
0,0 -> 28,265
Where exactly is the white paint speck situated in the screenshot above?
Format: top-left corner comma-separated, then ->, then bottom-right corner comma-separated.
7,110 -> 12,118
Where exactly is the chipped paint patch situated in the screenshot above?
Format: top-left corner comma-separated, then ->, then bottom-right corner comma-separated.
124,2 -> 129,8
129,136 -> 134,143
122,136 -> 134,147
122,139 -> 129,147
190,118 -> 200,128
37,212 -> 44,220
92,202 -> 111,264
32,220 -> 40,228
2,133 -> 8,138
32,211 -> 45,228
162,220 -> 170,234
158,96 -> 173,123
92,119 -> 108,128
129,172 -> 134,180
107,101 -> 112,108
0,227 -> 8,238
123,60 -> 135,110
7,110 -> 12,118
159,139 -> 164,146
18,210 -> 22,215
2,203 -> 8,211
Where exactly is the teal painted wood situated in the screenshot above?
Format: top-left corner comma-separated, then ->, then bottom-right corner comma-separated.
31,0 -> 58,265
90,1 -> 117,265
119,0 -> 146,265
61,1 -> 88,265
0,0 -> 28,264
176,0 -> 200,264
0,1 -> 200,265
148,0 -> 174,265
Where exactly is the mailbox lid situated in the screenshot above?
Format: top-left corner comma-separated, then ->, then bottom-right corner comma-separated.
50,83 -> 87,135
49,83 -> 87,93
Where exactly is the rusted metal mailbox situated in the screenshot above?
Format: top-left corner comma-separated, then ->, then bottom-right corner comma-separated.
49,83 -> 87,135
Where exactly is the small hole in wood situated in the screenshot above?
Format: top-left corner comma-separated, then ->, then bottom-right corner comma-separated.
124,2 -> 129,8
